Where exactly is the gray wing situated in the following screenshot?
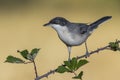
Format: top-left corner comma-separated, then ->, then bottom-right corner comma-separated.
67,23 -> 89,34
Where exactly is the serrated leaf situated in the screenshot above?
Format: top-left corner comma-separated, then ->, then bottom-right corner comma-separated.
30,48 -> 40,59
30,48 -> 40,55
76,59 -> 88,70
56,65 -> 70,73
109,41 -> 120,51
27,54 -> 33,61
71,57 -> 77,71
72,71 -> 83,80
19,49 -> 29,60
78,71 -> 83,80
5,55 -> 25,63
64,61 -> 72,71
73,76 -> 80,79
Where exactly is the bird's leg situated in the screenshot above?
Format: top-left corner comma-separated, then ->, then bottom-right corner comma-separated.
67,46 -> 71,61
85,41 -> 90,58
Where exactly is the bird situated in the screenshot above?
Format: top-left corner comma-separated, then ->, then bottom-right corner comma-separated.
43,16 -> 112,61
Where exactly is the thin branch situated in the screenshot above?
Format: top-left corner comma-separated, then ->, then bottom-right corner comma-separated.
33,60 -> 38,79
77,45 -> 109,59
35,70 -> 55,80
36,41 -> 120,80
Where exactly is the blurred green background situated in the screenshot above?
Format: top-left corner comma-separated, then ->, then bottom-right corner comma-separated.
0,0 -> 120,80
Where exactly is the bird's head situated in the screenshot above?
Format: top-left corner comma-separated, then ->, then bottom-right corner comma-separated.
43,17 -> 69,28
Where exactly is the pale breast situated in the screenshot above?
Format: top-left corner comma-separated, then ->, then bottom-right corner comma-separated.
57,27 -> 88,46
51,24 -> 88,46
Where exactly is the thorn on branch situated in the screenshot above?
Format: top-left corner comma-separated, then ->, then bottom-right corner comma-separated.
97,48 -> 100,53
17,50 -> 20,53
50,70 -> 55,74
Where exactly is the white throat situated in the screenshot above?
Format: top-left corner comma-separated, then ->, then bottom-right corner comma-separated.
51,24 -> 67,32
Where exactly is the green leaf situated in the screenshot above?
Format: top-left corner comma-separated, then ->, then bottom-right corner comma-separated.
73,71 -> 83,80
18,49 -> 29,60
76,59 -> 88,70
78,71 -> 83,80
5,55 -> 25,63
109,40 -> 120,51
71,57 -> 77,71
30,48 -> 40,59
64,61 -> 72,71
64,58 -> 78,72
27,54 -> 33,61
56,65 -> 70,73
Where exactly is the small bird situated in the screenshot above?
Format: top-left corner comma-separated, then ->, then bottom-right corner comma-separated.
43,16 -> 112,61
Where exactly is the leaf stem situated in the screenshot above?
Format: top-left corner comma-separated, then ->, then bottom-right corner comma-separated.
73,71 -> 77,76
73,71 -> 81,80
24,61 -> 32,64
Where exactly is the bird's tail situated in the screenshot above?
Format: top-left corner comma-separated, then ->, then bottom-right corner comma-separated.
88,16 -> 112,31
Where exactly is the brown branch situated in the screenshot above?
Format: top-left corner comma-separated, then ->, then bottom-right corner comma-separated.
77,45 -> 109,59
33,60 -> 38,79
35,41 -> 120,80
35,70 -> 55,80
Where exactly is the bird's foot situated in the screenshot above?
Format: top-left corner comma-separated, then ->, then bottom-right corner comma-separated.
85,51 -> 90,58
68,57 -> 71,62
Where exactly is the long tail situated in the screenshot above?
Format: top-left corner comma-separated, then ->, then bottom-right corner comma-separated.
88,16 -> 112,31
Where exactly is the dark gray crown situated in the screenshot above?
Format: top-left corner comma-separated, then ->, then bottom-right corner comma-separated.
49,17 -> 69,26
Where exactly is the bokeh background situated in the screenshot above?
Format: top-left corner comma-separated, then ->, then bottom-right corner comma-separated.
0,0 -> 120,80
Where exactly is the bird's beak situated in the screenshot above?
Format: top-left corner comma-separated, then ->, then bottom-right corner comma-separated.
43,23 -> 50,26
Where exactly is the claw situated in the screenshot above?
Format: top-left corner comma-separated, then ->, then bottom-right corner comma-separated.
85,51 -> 90,58
68,57 -> 71,61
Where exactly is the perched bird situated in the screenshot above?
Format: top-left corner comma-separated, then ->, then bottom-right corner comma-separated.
43,16 -> 112,61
